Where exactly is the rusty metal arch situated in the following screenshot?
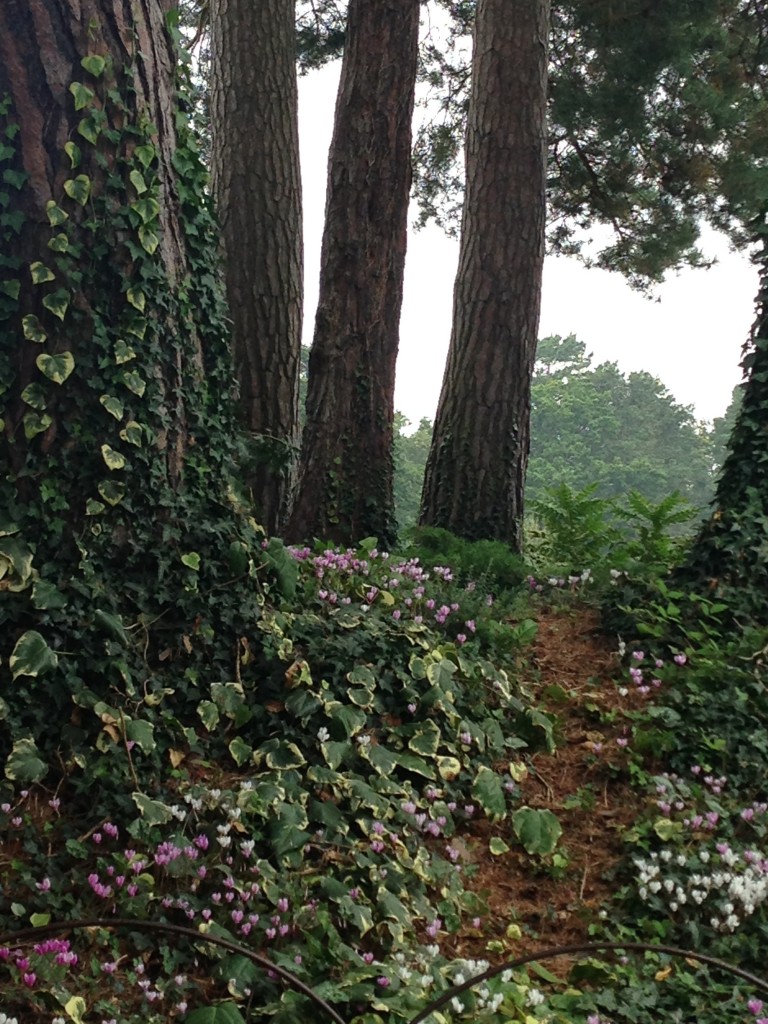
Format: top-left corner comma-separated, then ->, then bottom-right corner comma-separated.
1,920 -> 767,1023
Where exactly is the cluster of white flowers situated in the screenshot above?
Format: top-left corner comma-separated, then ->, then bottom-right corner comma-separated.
634,845 -> 768,930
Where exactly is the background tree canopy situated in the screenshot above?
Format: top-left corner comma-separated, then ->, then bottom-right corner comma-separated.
394,335 -> 736,530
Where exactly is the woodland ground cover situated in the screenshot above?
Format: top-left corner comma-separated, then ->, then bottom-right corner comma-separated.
1,492 -> 768,1023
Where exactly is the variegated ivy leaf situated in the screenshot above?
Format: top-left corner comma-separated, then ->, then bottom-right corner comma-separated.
36,350 -> 74,384
63,174 -> 91,206
99,394 -> 124,420
100,444 -> 126,471
30,261 -> 55,284
23,411 -> 52,439
22,314 -> 46,343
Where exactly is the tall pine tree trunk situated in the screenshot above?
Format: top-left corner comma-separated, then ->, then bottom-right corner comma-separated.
210,0 -> 303,534
0,0 -> 246,683
286,0 -> 420,547
420,0 -> 550,548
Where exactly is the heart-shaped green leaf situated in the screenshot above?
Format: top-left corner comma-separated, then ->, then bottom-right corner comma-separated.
36,351 -> 74,384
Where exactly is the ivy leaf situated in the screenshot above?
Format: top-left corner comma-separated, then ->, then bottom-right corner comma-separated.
20,382 -> 47,410
134,144 -> 156,168
0,279 -> 19,300
85,498 -> 106,515
137,224 -> 158,254
36,351 -> 75,384
181,552 -> 200,570
63,175 -> 91,206
97,480 -> 126,506
45,200 -> 68,226
185,1003 -> 247,1024
2,168 -> 28,190
47,233 -> 70,253
114,339 -> 136,364
228,736 -> 252,766
23,411 -> 53,439
31,580 -> 67,610
197,701 -> 220,731
64,141 -> 81,168
80,54 -> 107,77
512,806 -> 562,855
133,196 -> 159,224
100,444 -> 126,470
131,792 -> 173,825
0,537 -> 33,589
120,370 -> 146,397
265,742 -> 307,770
408,720 -> 441,757
77,117 -> 100,145
471,765 -> 507,822
10,631 -> 58,679
68,82 -> 95,111
22,314 -> 46,343
129,169 -> 147,195
30,261 -> 55,284
99,394 -> 124,420
5,738 -> 47,783
119,421 -> 143,447
321,740 -> 350,770
126,287 -> 146,311
125,719 -> 155,754
41,289 -> 69,321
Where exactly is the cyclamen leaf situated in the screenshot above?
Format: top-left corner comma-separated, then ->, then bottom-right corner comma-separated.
471,765 -> 507,822
185,1002 -> 247,1024
512,806 -> 562,855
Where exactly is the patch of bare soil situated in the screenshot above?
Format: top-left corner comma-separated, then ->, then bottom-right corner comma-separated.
443,606 -> 649,972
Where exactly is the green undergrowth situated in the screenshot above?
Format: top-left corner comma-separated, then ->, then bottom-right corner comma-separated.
2,504 -> 768,1024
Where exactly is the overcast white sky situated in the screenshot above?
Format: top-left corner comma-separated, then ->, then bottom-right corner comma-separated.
298,63 -> 756,429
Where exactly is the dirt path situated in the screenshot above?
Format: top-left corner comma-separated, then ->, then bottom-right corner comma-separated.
444,607 -> 647,966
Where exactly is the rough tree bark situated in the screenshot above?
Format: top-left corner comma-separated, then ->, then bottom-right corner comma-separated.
210,0 -> 303,534
420,0 -> 550,549
0,0 -> 202,502
285,0 -> 420,548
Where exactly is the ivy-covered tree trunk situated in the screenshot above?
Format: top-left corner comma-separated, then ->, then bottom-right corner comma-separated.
285,0 -> 420,548
0,0 -> 254,766
680,233 -> 768,621
210,0 -> 303,534
419,0 -> 550,548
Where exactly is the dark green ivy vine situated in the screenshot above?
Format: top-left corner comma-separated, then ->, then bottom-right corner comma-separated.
0,16 -> 265,802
